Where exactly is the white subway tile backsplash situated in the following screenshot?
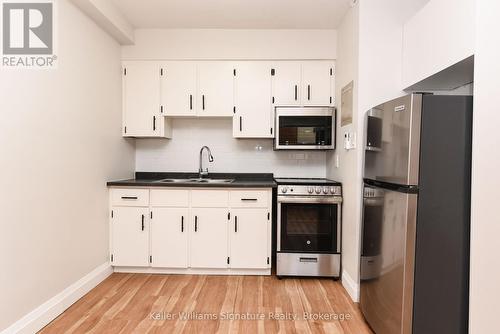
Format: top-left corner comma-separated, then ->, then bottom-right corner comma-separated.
136,118 -> 327,178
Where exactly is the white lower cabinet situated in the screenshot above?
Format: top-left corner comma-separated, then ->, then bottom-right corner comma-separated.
190,208 -> 229,268
151,208 -> 189,268
230,209 -> 269,269
110,187 -> 272,274
111,207 -> 149,267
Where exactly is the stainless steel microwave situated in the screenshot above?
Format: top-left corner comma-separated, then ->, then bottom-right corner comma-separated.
274,107 -> 336,150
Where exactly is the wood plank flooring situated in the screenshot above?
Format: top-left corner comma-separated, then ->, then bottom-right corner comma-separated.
39,274 -> 373,334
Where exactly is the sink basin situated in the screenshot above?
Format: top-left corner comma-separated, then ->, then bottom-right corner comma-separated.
187,178 -> 234,184
155,178 -> 234,184
155,178 -> 192,183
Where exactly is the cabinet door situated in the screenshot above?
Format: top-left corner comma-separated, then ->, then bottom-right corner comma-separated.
190,208 -> 229,268
272,62 -> 301,106
198,62 -> 234,117
151,208 -> 189,268
233,62 -> 273,138
301,61 -> 334,106
230,209 -> 269,269
122,61 -> 162,137
111,207 -> 149,267
161,61 -> 197,116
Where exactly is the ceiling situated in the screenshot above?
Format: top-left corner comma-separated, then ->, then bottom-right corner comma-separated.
110,0 -> 352,30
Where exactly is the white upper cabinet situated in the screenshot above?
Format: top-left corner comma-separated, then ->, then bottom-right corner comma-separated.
301,61 -> 334,106
161,61 -> 197,117
122,61 -> 171,138
233,62 -> 273,138
272,62 -> 302,106
197,62 -> 234,117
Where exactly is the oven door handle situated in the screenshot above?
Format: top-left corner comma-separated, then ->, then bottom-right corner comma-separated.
277,196 -> 342,204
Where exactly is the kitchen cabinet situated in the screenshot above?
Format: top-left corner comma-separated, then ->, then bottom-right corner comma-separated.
230,209 -> 269,269
150,208 -> 189,268
122,61 -> 171,138
301,61 -> 335,106
110,207 -> 149,267
109,187 -> 272,275
271,62 -> 302,106
190,208 -> 229,268
161,61 -> 197,117
233,62 -> 273,138
197,62 -> 234,117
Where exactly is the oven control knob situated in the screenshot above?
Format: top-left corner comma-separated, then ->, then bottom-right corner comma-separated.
330,186 -> 337,195
307,186 -> 314,194
315,186 -> 322,194
281,187 -> 288,193
323,187 -> 329,194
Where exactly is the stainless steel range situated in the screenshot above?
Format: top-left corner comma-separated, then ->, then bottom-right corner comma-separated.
275,178 -> 342,277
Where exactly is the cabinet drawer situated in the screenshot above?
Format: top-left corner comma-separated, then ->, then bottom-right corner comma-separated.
191,190 -> 229,207
151,189 -> 189,207
111,188 -> 149,207
230,190 -> 269,208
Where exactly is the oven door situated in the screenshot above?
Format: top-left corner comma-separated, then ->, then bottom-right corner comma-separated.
275,107 -> 335,150
277,196 -> 341,254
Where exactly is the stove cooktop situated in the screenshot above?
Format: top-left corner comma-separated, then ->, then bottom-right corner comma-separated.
274,178 -> 342,186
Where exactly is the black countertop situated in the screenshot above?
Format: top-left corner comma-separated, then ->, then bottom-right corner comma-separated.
107,172 -> 277,188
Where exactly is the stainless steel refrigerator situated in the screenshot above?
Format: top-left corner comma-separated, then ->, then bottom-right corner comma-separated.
360,94 -> 472,334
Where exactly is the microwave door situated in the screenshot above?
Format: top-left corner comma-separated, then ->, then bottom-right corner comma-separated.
275,107 -> 335,150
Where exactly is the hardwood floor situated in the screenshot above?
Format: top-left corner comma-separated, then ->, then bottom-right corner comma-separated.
39,274 -> 373,334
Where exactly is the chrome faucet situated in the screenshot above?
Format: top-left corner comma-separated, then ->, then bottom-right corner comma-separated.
198,146 -> 214,178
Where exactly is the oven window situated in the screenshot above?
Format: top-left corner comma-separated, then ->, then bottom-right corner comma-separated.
279,116 -> 332,146
280,203 -> 338,253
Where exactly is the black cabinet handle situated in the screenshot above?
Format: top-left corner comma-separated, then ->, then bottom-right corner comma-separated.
307,85 -> 311,100
153,116 -> 156,131
239,116 -> 242,131
241,198 -> 258,201
121,196 -> 138,200
294,85 -> 298,101
181,216 -> 184,232
141,214 -> 145,231
202,95 -> 205,110
194,216 -> 198,232
189,94 -> 193,110
235,216 -> 238,233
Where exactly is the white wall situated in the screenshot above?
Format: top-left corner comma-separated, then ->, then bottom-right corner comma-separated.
122,29 -> 337,60
136,118 -> 327,178
0,0 -> 134,331
326,3 -> 360,299
126,28 -> 337,177
327,0 -> 430,301
402,0 -> 475,88
469,1 -> 500,332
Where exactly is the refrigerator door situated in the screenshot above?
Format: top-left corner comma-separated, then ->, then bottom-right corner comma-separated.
364,94 -> 422,186
360,183 -> 417,334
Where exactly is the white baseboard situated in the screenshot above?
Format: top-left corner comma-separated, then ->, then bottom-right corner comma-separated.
113,266 -> 271,276
341,269 -> 360,302
1,262 -> 112,334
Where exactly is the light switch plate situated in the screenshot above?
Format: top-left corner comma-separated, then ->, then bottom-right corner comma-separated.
344,132 -> 356,150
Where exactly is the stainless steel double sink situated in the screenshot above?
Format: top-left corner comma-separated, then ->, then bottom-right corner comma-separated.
155,178 -> 234,184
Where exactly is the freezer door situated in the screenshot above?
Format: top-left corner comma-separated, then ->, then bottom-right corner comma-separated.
360,184 -> 417,334
364,94 -> 422,186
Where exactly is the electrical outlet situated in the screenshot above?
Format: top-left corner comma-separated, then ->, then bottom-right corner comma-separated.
344,132 -> 357,150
